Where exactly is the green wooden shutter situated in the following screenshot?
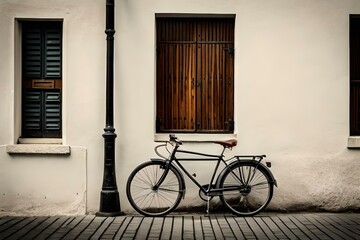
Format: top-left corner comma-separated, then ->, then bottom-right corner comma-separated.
44,91 -> 61,131
45,27 -> 62,78
23,27 -> 42,78
23,91 -> 42,134
22,21 -> 62,138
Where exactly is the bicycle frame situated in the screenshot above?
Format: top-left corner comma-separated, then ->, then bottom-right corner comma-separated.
153,141 -> 257,196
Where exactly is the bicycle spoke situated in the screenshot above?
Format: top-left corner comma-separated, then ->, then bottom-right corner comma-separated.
220,163 -> 273,216
157,187 -> 180,193
127,162 -> 182,216
156,191 -> 178,205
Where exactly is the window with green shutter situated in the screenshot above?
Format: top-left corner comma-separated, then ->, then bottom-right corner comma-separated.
22,21 -> 62,138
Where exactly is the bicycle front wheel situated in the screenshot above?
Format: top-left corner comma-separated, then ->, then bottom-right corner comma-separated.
126,161 -> 183,216
219,162 -> 273,216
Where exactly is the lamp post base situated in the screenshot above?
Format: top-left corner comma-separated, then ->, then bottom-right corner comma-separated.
96,211 -> 125,217
96,190 -> 125,216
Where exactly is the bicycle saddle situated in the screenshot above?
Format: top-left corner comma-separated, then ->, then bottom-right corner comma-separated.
213,139 -> 237,148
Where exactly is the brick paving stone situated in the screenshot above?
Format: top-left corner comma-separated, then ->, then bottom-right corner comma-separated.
216,215 -> 235,239
147,217 -> 163,239
201,216 -> 215,239
34,216 -> 71,240
0,217 -> 35,239
234,217 -> 257,239
193,215 -> 204,240
293,214 -> 329,240
329,214 -> 360,236
113,216 -> 131,240
209,216 -> 225,240
159,216 -> 173,240
6,216 -> 48,240
90,216 -> 114,239
0,213 -> 359,239
50,216 -> 85,239
269,216 -> 299,240
245,217 -> 269,239
0,218 -> 24,239
310,214 -> 353,240
182,216 -> 194,239
63,215 -> 95,239
314,214 -> 359,240
24,216 -> 59,239
277,215 -> 310,240
0,217 -> 13,227
225,216 -> 246,239
301,214 -> 339,240
120,217 -> 142,240
287,215 -> 320,240
77,216 -> 105,239
134,217 -> 153,239
253,217 -> 278,240
324,215 -> 359,239
172,216 -> 183,239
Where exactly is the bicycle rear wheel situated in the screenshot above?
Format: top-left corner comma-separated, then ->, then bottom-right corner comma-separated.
219,161 -> 273,216
126,161 -> 183,216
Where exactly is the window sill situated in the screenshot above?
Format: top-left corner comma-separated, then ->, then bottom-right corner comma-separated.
154,133 -> 237,142
348,137 -> 360,149
6,144 -> 70,155
18,138 -> 62,144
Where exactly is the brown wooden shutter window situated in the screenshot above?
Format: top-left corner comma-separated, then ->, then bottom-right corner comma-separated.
156,18 -> 235,133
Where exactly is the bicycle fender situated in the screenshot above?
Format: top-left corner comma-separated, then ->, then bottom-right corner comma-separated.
150,158 -> 187,195
216,160 -> 277,187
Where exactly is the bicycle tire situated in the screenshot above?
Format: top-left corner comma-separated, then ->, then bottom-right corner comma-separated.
218,161 -> 274,216
126,161 -> 184,216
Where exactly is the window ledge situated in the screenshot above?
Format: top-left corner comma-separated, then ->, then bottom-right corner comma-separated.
154,133 -> 237,142
348,137 -> 360,149
18,138 -> 62,144
6,144 -> 70,155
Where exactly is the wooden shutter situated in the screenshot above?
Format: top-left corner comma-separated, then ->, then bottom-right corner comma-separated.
350,16 -> 360,135
23,22 -> 62,79
156,18 -> 234,133
22,91 -> 61,138
23,27 -> 42,78
44,92 -> 61,131
45,27 -> 62,78
156,19 -> 197,132
196,19 -> 234,132
22,21 -> 62,138
23,91 -> 42,132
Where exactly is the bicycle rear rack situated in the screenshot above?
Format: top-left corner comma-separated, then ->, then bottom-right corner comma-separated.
235,155 -> 272,168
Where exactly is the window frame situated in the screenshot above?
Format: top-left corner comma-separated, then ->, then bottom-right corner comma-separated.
20,20 -> 63,139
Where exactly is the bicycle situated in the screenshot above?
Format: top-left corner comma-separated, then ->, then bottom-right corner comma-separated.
126,135 -> 277,217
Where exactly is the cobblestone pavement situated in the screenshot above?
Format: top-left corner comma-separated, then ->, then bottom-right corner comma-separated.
0,213 -> 359,239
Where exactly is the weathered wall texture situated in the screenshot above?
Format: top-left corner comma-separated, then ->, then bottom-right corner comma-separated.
0,146 -> 87,216
0,0 -> 359,215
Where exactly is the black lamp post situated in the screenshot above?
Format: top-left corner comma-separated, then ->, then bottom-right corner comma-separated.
96,0 -> 124,217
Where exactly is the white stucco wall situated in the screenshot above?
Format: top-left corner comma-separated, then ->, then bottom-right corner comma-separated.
115,0 -> 360,213
0,146 -> 86,216
0,0 -> 359,216
0,0 -> 105,215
